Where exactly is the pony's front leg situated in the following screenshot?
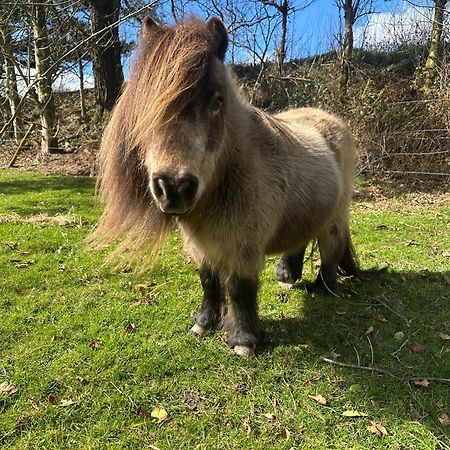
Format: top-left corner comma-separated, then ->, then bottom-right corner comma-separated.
225,275 -> 261,356
191,264 -> 225,337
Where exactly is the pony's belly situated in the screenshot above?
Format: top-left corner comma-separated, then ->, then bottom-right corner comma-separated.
264,194 -> 338,255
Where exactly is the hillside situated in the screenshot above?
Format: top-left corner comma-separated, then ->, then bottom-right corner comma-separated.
1,58 -> 449,191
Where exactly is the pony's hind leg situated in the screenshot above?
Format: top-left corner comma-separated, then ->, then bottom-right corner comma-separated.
312,223 -> 345,296
191,264 -> 225,337
276,248 -> 306,288
224,274 -> 261,356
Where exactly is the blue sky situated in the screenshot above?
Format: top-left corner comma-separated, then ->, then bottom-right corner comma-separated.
55,0 -> 442,90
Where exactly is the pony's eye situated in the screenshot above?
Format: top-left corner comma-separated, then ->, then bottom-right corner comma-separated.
210,96 -> 223,113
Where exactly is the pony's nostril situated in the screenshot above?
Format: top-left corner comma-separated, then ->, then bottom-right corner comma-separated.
152,175 -> 169,199
178,176 -> 198,201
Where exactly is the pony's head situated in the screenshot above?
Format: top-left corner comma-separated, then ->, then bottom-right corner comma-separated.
129,16 -> 229,216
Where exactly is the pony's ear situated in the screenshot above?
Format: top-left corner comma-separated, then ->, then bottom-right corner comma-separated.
206,17 -> 228,61
141,15 -> 161,37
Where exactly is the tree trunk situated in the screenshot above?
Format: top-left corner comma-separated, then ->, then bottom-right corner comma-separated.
79,57 -> 86,120
0,27 -> 23,142
86,0 -> 124,116
277,0 -> 289,73
339,0 -> 355,97
423,0 -> 448,93
31,4 -> 58,154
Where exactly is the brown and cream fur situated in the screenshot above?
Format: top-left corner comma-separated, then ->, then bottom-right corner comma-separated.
89,17 -> 383,356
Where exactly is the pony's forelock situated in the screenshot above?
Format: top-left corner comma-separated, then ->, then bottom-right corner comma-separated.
126,18 -> 217,149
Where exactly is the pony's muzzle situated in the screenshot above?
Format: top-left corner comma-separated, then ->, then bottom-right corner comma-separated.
151,173 -> 199,215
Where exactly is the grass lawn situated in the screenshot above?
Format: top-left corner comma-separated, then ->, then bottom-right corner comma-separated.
1,169 -> 449,449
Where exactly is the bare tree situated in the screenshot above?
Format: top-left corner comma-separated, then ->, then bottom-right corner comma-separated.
84,0 -> 124,116
337,0 -> 375,97
0,24 -> 23,142
423,0 -> 449,93
31,3 -> 59,154
260,0 -> 313,73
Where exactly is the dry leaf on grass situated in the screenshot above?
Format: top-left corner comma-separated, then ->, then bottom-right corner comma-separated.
0,381 -> 18,395
412,379 -> 429,387
48,394 -> 59,405
243,417 -> 251,435
367,420 -> 388,436
59,399 -> 77,407
437,413 -> 449,426
438,333 -> 450,340
137,405 -> 151,418
342,410 -> 368,417
124,323 -> 136,333
410,341 -> 426,352
151,406 -> 168,424
90,339 -> 102,350
308,394 -> 327,405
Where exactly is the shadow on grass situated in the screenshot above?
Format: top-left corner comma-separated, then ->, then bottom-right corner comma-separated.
0,174 -> 95,195
260,269 -> 449,444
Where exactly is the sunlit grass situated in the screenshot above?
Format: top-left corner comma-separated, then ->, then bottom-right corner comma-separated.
1,170 -> 449,449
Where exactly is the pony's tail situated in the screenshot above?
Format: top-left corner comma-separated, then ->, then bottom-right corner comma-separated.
338,231 -> 387,279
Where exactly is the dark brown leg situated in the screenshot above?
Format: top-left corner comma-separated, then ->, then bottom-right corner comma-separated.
224,274 -> 261,356
191,265 -> 225,336
276,248 -> 306,288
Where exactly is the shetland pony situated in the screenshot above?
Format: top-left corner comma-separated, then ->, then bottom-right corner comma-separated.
90,16 -> 384,356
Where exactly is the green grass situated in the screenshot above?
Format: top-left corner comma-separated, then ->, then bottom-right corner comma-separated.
1,169 -> 449,450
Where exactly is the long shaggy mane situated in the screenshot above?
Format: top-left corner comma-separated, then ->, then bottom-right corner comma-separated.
88,18 -> 217,267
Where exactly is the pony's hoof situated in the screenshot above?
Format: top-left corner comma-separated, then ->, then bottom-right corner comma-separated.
278,281 -> 294,289
190,323 -> 207,337
233,345 -> 255,357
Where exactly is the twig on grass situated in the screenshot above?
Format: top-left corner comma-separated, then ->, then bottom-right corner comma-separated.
374,295 -> 411,327
321,357 -> 401,380
409,377 -> 450,386
321,357 -> 450,386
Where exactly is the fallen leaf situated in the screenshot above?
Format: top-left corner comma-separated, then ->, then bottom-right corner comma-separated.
48,394 -> 59,405
335,308 -> 346,315
124,323 -> 136,333
0,381 -> 18,395
137,405 -> 151,418
90,339 -> 102,350
75,375 -> 84,383
412,379 -> 429,387
59,399 -> 76,407
410,341 -> 426,353
130,418 -> 149,427
264,412 -> 275,421
438,333 -> 450,340
394,331 -> 405,341
366,326 -> 374,334
243,417 -> 251,435
342,410 -> 368,417
377,315 -> 388,323
443,275 -> 450,286
437,413 -> 449,426
442,251 -> 450,258
151,406 -> 168,424
367,420 -> 388,436
308,394 -> 327,405
436,400 -> 444,408
349,384 -> 362,393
